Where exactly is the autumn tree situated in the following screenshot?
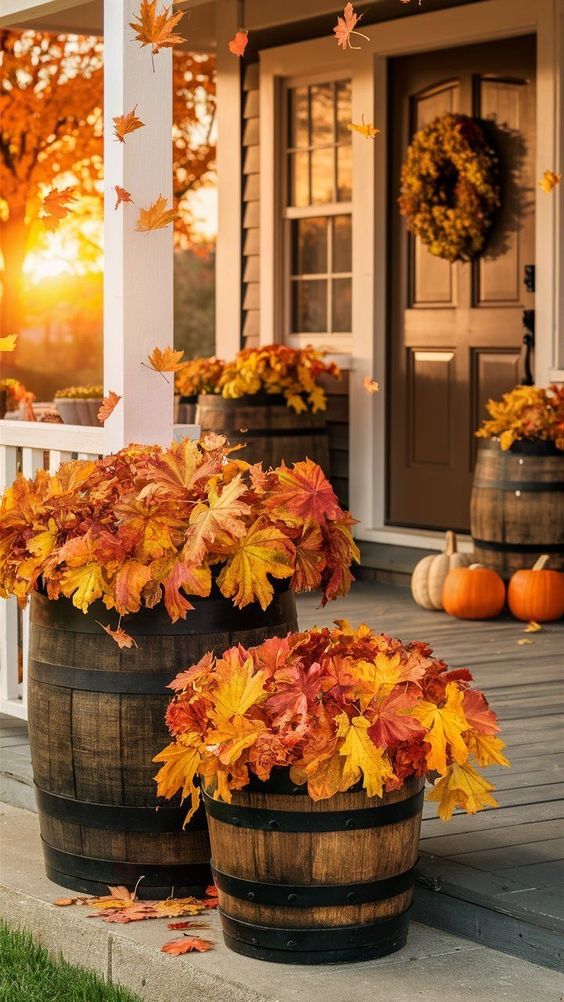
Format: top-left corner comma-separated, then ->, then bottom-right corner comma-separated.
0,29 -> 215,338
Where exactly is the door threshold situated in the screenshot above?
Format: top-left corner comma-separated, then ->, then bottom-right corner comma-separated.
357,526 -> 474,552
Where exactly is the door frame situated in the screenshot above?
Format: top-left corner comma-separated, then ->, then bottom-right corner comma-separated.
259,0 -> 563,549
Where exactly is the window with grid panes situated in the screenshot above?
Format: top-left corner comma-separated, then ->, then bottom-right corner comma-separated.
284,78 -> 352,343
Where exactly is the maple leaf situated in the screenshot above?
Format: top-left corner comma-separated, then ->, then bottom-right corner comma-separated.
427,762 -> 499,821
267,661 -> 324,729
228,30 -> 248,57
136,196 -> 177,232
217,517 -> 295,610
355,652 -> 425,705
363,377 -> 380,394
333,3 -> 370,50
412,682 -> 469,775
153,739 -> 202,822
113,560 -> 152,614
167,921 -> 209,930
113,106 -> 145,143
205,884 -> 218,899
367,691 -> 425,748
161,936 -> 213,955
291,524 -> 326,592
539,169 -> 561,193
467,732 -> 510,768
305,751 -> 350,801
60,563 -> 106,613
207,714 -> 265,766
524,621 -> 542,633
212,652 -> 269,719
265,459 -> 341,527
185,473 -> 250,564
517,638 -> 534,646
146,345 -> 185,373
336,712 -> 395,797
0,334 -> 17,352
114,185 -> 133,210
161,558 -> 211,622
97,623 -> 138,650
462,690 -> 499,735
41,187 -> 76,231
348,119 -> 380,139
97,391 -> 121,422
129,1 -> 185,57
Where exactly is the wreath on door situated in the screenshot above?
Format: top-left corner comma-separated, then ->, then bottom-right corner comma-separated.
398,112 -> 500,262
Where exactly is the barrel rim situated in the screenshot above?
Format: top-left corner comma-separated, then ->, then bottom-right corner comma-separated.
477,437 -> 563,457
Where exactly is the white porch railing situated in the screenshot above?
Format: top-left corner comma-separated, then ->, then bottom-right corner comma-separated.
0,419 -> 199,720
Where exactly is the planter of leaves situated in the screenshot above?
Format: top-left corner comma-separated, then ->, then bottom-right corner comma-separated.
0,436 -> 358,898
157,623 -> 508,963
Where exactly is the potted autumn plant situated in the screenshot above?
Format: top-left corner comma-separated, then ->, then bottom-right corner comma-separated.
156,621 -> 508,964
472,385 -> 564,576
174,356 -> 225,423
0,436 -> 358,897
196,345 -> 341,470
54,384 -> 103,425
0,377 -> 30,419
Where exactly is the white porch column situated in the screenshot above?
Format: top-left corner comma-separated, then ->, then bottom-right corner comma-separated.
214,0 -> 243,359
103,0 -> 174,451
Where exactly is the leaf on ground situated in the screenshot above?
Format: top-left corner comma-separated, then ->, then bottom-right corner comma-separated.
517,638 -> 534,645
97,623 -> 138,650
0,334 -> 18,352
348,119 -> 380,139
147,345 -> 186,373
41,187 -> 76,230
228,30 -> 248,56
129,1 -> 185,56
53,897 -> 91,906
136,195 -> 177,232
97,391 -> 122,422
161,936 -> 214,956
113,107 -> 145,143
167,921 -> 209,930
524,621 -> 542,633
363,377 -> 380,394
114,186 -> 133,210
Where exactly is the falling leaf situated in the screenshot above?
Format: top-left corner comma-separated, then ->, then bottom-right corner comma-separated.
113,107 -> 145,143
97,623 -> 138,650
333,3 -> 370,50
0,334 -> 18,352
228,30 -> 248,57
41,187 -> 76,231
363,377 -> 380,394
129,1 -> 185,57
135,195 -> 177,232
161,936 -> 214,956
348,118 -> 380,139
524,621 -> 542,633
147,346 -> 186,373
167,921 -> 209,930
114,186 -> 134,210
517,638 -> 534,645
97,391 -> 122,423
539,170 -> 561,193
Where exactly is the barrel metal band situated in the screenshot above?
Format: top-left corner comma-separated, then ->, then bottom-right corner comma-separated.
41,840 -> 210,886
473,538 -> 564,554
473,478 -> 564,492
203,788 -> 424,832
219,906 -> 412,952
211,863 -> 417,906
34,784 -> 205,832
29,660 -> 175,694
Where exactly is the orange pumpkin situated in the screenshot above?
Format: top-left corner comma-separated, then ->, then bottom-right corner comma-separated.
442,563 -> 505,620
508,554 -> 564,622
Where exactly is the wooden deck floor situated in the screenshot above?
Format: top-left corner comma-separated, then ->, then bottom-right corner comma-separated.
1,581 -> 562,970
297,581 -> 564,972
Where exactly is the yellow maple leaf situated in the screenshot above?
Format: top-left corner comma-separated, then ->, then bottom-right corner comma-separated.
135,196 -> 177,232
0,334 -> 17,352
305,750 -> 350,801
185,473 -> 250,564
468,732 -> 510,768
206,714 -> 265,765
97,623 -> 139,650
113,106 -> 145,143
336,713 -> 395,797
129,0 -> 185,56
60,563 -> 106,613
212,654 -> 269,718
40,187 -> 76,231
347,117 -> 380,139
412,682 -> 469,775
539,169 -> 561,193
146,345 -> 185,373
153,738 -> 202,823
217,517 -> 295,610
426,762 -> 499,821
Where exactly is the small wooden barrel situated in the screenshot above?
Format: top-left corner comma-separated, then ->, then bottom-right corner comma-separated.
196,394 -> 330,471
471,439 -> 564,578
177,394 -> 197,424
28,586 -> 297,899
204,770 -> 424,964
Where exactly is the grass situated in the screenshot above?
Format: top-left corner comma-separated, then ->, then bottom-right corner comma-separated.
0,921 -> 141,1002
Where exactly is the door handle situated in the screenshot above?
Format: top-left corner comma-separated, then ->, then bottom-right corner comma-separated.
521,309 -> 535,386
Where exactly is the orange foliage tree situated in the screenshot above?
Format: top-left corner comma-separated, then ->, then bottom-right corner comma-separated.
0,29 -> 215,338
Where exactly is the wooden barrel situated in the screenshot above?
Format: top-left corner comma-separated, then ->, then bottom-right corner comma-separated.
196,394 -> 330,471
471,439 -> 564,578
28,585 -> 297,899
204,770 -> 424,964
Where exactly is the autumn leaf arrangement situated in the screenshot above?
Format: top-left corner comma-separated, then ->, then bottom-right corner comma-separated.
476,384 -> 564,452
155,621 -> 509,823
0,436 -> 358,642
215,345 -> 341,414
175,357 -> 226,398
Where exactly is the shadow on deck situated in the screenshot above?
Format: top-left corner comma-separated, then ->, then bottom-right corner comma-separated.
1,581 -> 562,971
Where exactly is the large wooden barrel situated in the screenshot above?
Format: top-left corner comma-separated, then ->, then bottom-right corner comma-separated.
28,585 -> 297,899
204,770 -> 424,964
196,394 -> 330,471
471,439 -> 564,578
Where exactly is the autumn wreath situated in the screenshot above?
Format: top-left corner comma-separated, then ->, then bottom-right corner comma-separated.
398,113 -> 500,262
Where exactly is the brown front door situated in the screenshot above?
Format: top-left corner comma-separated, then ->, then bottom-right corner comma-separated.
388,36 -> 536,532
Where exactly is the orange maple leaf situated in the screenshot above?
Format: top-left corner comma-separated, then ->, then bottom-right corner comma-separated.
97,622 -> 138,650
129,1 -> 185,57
113,106 -> 145,143
333,3 -> 370,50
266,459 -> 341,526
114,186 -> 133,210
161,936 -> 213,956
228,30 -> 248,57
363,377 -> 380,394
135,195 -> 177,232
97,391 -> 121,422
147,345 -> 186,373
41,187 -> 76,231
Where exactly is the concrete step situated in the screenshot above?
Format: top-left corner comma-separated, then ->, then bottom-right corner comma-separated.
1,803 -> 561,1002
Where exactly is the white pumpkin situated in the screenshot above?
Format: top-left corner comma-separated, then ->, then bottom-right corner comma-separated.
411,531 -> 472,610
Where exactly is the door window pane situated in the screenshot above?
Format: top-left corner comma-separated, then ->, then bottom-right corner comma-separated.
289,87 -> 309,148
332,278 -> 352,331
337,144 -> 352,201
310,84 -> 334,145
336,80 -> 352,141
292,279 -> 328,332
332,215 -> 352,272
288,151 -> 309,207
292,218 -> 328,274
311,147 -> 334,204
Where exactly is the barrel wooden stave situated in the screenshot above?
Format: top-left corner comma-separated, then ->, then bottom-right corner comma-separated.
205,773 -> 423,963
197,394 -> 330,471
471,440 -> 564,578
28,589 -> 297,898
